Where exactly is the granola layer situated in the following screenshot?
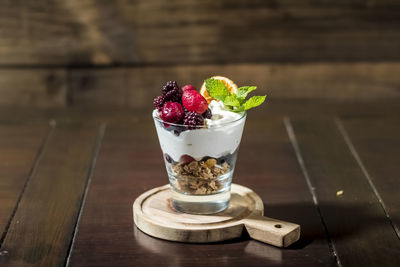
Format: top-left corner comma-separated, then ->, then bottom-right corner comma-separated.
171,158 -> 231,195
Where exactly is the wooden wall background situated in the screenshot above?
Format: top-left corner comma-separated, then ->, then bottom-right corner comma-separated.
1,0 -> 400,108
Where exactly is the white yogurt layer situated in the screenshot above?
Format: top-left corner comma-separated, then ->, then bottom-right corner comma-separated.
205,100 -> 243,127
153,101 -> 246,162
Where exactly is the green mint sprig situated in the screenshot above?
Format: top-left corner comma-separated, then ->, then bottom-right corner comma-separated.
205,78 -> 266,112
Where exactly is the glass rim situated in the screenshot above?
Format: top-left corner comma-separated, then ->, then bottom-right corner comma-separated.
152,109 -> 247,128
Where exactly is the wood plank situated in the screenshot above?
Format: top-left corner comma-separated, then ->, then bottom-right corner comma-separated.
68,62 -> 400,108
0,0 -> 400,65
0,69 -> 67,108
67,118 -> 336,266
1,62 -> 399,109
0,122 -> 102,266
289,117 -> 400,266
0,124 -> 49,239
0,99 -> 399,126
340,118 -> 400,235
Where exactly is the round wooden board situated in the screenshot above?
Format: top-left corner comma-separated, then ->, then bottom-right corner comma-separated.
133,184 -> 300,247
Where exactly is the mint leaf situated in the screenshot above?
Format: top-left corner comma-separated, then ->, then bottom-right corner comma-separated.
223,95 -> 240,107
232,106 -> 245,113
237,86 -> 257,99
204,77 -> 266,112
205,78 -> 231,101
243,95 -> 266,111
236,86 -> 257,104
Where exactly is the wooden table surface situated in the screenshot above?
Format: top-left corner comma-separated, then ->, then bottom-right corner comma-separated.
0,100 -> 399,267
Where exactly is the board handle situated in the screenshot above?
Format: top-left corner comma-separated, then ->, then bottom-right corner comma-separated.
243,214 -> 300,247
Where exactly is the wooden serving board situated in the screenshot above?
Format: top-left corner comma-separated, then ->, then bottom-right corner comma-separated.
133,184 -> 300,247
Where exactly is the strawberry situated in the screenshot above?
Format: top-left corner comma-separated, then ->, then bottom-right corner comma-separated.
182,84 -> 196,92
161,102 -> 185,123
182,90 -> 208,114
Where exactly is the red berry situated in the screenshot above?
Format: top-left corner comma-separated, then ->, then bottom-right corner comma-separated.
182,90 -> 208,114
180,154 -> 195,164
182,84 -> 196,92
161,102 -> 184,123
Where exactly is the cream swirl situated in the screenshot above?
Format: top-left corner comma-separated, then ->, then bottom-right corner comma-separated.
205,100 -> 244,127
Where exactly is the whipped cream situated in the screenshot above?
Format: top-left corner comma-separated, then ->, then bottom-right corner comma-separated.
205,100 -> 244,127
153,101 -> 246,162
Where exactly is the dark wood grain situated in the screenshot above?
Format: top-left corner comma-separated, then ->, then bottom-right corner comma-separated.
1,100 -> 400,126
340,118 -> 400,235
0,0 -> 399,65
289,118 -> 400,266
0,69 -> 67,108
0,124 -> 48,239
67,117 -> 336,266
68,62 -> 400,108
3,63 -> 400,108
0,122 -> 102,266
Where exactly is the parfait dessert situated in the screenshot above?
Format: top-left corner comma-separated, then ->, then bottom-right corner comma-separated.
153,76 -> 265,214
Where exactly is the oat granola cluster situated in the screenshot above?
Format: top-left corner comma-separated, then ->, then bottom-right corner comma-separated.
171,158 -> 230,195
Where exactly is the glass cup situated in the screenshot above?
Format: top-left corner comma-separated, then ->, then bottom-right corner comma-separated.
152,110 -> 246,214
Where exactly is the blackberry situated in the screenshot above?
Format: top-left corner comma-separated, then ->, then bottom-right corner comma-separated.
153,95 -> 164,111
162,81 -> 182,103
183,111 -> 204,130
164,154 -> 173,164
162,81 -> 179,96
202,108 -> 212,119
162,124 -> 186,136
164,89 -> 182,103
